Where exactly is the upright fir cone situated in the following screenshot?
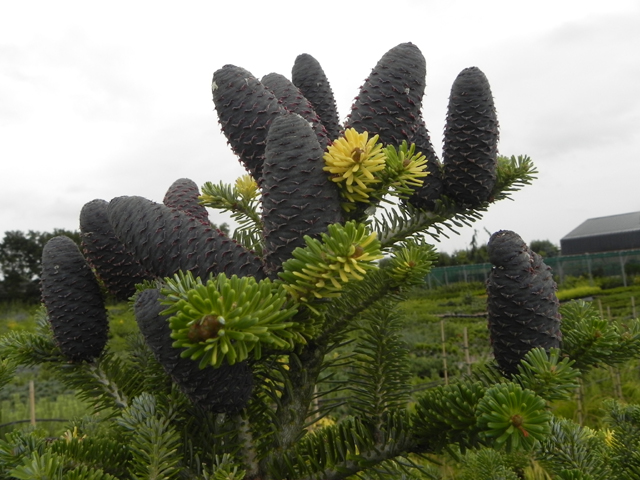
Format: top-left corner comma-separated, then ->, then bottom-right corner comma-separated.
212,65 -> 285,182
262,113 -> 342,276
80,199 -> 154,302
345,42 -> 426,146
163,178 -> 210,225
442,66 -> 499,207
41,236 -> 108,362
291,53 -> 342,141
486,230 -> 562,376
406,116 -> 443,210
261,72 -> 330,149
107,196 -> 265,281
134,288 -> 253,413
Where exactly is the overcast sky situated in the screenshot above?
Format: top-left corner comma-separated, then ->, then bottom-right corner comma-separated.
2,0 -> 639,255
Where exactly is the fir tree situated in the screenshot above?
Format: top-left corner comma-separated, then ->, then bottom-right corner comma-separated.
3,42 -> 640,480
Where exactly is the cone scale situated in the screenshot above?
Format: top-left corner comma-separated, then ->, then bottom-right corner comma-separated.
443,66 -> 499,207
345,42 -> 426,146
41,236 -> 109,362
80,199 -> 154,302
107,196 -> 265,281
261,113 -> 342,275
486,230 -> 561,376
291,53 -> 342,141
261,72 -> 329,149
212,65 -> 285,182
163,178 -> 210,225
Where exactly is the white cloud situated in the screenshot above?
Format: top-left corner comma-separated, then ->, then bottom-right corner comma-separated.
1,0 -> 639,256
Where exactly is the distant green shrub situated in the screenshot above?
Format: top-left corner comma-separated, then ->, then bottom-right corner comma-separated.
556,286 -> 602,301
597,276 -> 625,290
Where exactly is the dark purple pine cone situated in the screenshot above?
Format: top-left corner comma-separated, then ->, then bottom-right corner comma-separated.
345,42 -> 426,146
291,53 -> 342,141
212,65 -> 285,182
163,178 -> 210,225
406,116 -> 443,210
486,230 -> 562,376
107,196 -> 265,281
80,199 -> 154,302
262,113 -> 342,275
134,288 -> 253,413
261,72 -> 330,149
41,235 -> 108,362
442,66 -> 499,207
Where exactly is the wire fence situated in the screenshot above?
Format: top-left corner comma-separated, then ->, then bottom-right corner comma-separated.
426,248 -> 640,288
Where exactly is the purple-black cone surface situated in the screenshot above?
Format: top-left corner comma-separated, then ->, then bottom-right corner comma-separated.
261,113 -> 342,275
443,66 -> 499,207
163,178 -> 210,225
107,196 -> 265,281
345,42 -> 426,146
41,235 -> 108,362
486,230 -> 561,376
80,199 -> 153,301
212,65 -> 285,182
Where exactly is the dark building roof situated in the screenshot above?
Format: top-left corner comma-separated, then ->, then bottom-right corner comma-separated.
561,211 -> 640,255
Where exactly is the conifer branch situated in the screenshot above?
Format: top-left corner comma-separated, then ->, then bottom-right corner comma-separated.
373,155 -> 537,248
373,200 -> 485,249
269,410 -> 415,480
601,400 -> 640,477
317,268 -> 404,345
269,345 -> 327,459
561,301 -> 640,370
116,393 -> 183,479
200,179 -> 264,254
512,348 -> 581,402
56,353 -> 148,411
535,417 -> 610,478
8,450 -> 119,480
412,381 -> 487,454
8,451 -> 63,479
0,430 -> 48,474
0,329 -> 64,366
0,330 -> 140,411
493,155 -> 537,202
456,449 -> 521,480
49,432 -> 131,478
347,303 -> 411,429
0,358 -> 16,392
204,454 -> 247,480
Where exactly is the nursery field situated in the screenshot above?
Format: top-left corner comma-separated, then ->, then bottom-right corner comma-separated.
2,279 -> 640,440
401,280 -> 640,427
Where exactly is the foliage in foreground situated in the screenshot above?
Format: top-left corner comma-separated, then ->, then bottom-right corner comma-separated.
2,42 -> 640,480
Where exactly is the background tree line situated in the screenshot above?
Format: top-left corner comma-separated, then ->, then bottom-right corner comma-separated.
436,230 -> 559,266
0,229 -> 82,303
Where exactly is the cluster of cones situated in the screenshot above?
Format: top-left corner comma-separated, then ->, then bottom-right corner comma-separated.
39,42 -> 539,414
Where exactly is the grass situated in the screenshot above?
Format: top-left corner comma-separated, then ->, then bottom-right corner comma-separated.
0,392 -> 92,438
556,285 -> 602,301
0,301 -> 39,335
0,300 -> 139,438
